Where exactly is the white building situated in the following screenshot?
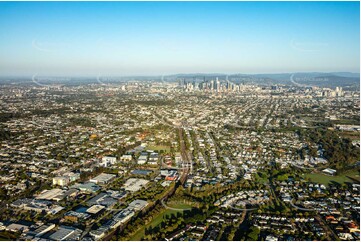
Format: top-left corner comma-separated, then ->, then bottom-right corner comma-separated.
100,156 -> 117,167
53,177 -> 70,187
137,155 -> 148,165
53,172 -> 80,187
128,199 -> 148,211
122,178 -> 149,192
89,173 -> 116,185
35,189 -> 64,201
322,168 -> 337,176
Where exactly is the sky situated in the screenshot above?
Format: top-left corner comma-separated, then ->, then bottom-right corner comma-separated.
0,1 -> 359,76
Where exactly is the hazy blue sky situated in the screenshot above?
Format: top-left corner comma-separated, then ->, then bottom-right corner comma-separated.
0,1 -> 359,76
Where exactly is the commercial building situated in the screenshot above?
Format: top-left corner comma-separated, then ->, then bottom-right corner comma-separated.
131,169 -> 153,176
64,211 -> 91,223
122,178 -> 149,192
89,226 -> 108,240
48,226 -> 83,241
27,223 -> 56,238
52,177 -> 70,187
11,198 -> 53,213
53,172 -> 80,187
70,182 -> 101,193
87,192 -> 118,208
127,199 -> 149,211
89,173 -> 116,185
35,189 -> 65,201
86,205 -> 105,215
6,223 -> 29,233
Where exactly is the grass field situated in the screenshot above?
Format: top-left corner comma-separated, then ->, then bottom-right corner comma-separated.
0,231 -> 17,241
303,169 -> 360,186
332,119 -> 360,125
338,131 -> 360,140
129,203 -> 192,241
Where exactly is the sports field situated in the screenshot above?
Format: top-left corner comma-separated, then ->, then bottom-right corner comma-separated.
303,169 -> 359,186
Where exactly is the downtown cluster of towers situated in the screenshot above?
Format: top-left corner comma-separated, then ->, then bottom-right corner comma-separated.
179,77 -> 244,93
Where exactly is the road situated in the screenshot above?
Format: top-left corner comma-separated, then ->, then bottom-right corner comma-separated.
315,215 -> 339,241
92,126 -> 191,240
290,74 -> 305,87
178,127 -> 190,185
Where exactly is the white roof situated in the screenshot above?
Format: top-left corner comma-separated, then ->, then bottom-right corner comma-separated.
86,205 -> 105,214
35,189 -> 64,200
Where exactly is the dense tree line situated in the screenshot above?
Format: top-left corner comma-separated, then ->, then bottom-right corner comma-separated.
0,127 -> 11,140
69,117 -> 95,127
0,113 -> 23,122
299,128 -> 359,170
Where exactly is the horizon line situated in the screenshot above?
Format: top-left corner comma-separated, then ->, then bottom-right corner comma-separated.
0,71 -> 360,79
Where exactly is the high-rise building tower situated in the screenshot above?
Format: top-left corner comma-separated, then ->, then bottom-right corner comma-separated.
336,86 -> 343,97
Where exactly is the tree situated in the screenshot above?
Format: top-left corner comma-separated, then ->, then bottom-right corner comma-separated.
247,226 -> 260,241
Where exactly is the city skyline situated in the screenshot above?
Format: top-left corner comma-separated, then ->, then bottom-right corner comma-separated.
0,1 -> 359,240
0,73 -> 359,241
0,1 -> 360,76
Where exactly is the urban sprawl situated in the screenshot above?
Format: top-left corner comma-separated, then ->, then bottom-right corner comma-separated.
0,77 -> 359,241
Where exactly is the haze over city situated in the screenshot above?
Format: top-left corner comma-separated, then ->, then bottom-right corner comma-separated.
0,1 -> 360,242
0,1 -> 360,76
